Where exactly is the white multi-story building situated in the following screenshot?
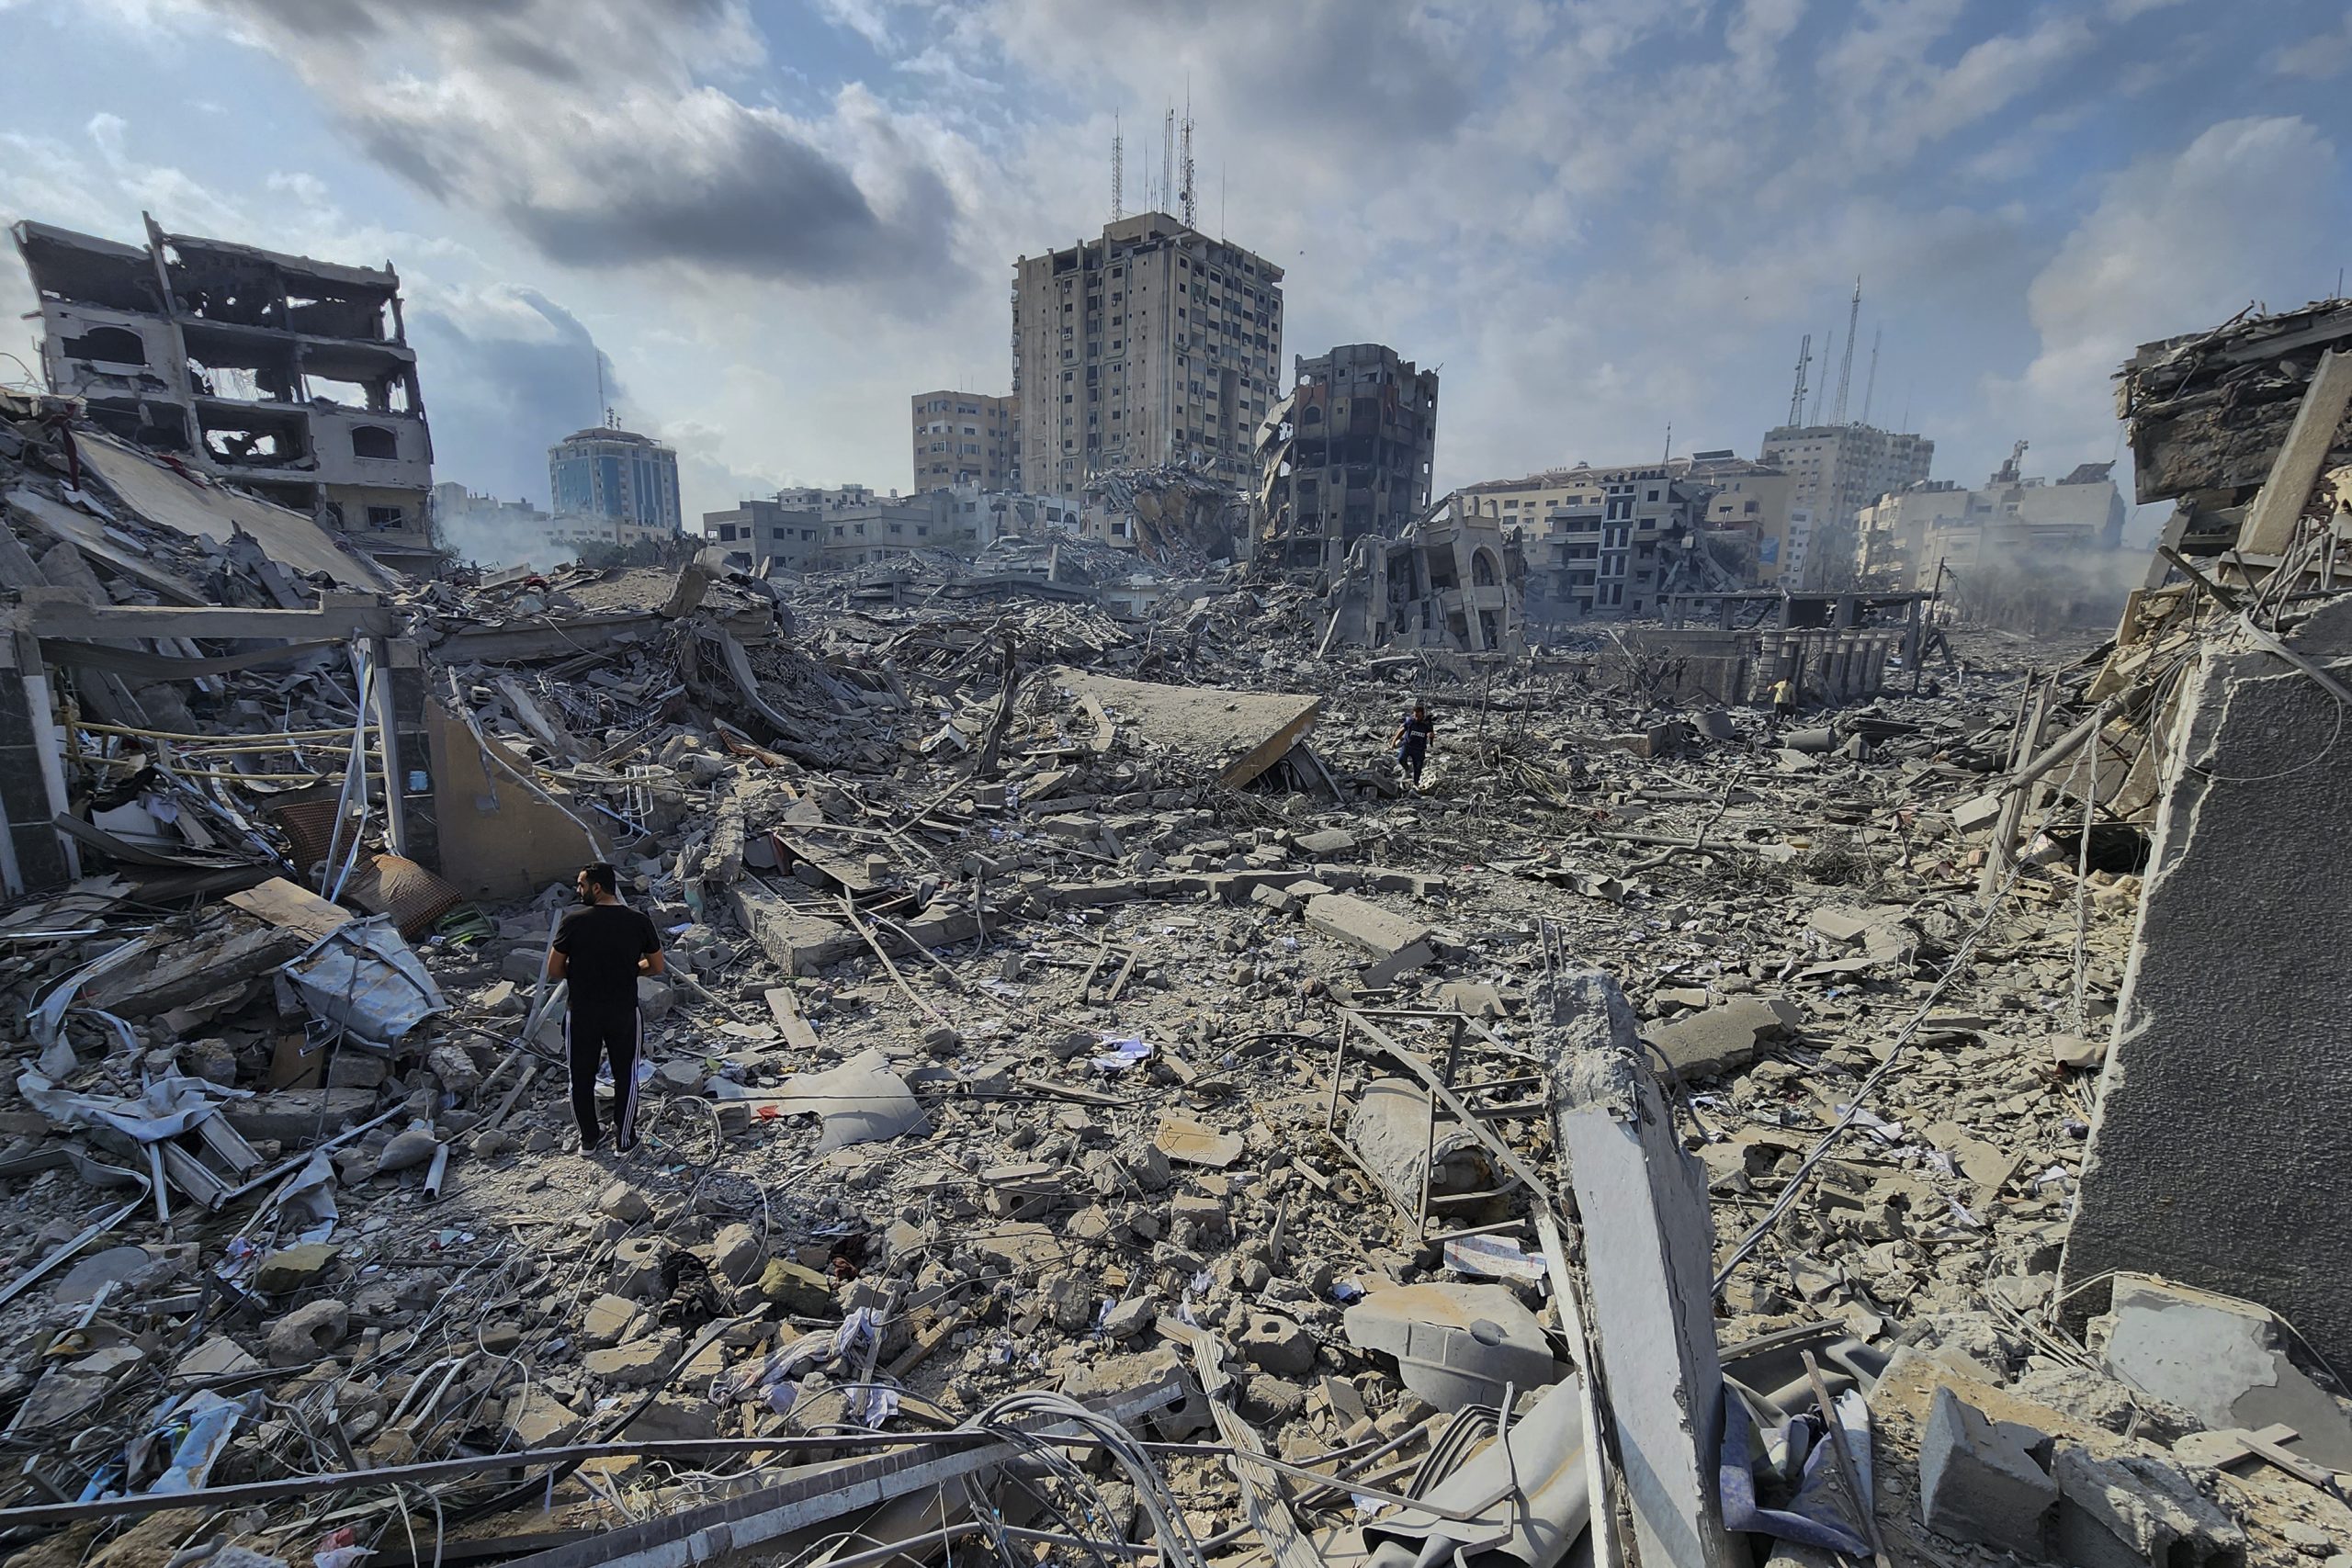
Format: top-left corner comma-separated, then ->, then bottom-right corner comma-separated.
1856,457 -> 2125,592
1012,211 -> 1283,492
1758,423 -> 1934,587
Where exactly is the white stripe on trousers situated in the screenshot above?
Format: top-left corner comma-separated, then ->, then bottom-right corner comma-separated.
566,1004 -> 644,1147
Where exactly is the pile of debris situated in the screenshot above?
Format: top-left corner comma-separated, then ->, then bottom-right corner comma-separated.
3,305 -> 2352,1568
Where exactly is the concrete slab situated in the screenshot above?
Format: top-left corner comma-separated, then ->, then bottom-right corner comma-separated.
2064,599 -> 2352,1377
728,885 -> 861,976
1543,968 -> 1737,1568
1052,668 -> 1321,789
1304,893 -> 1436,986
1644,995 -> 1804,1081
2096,1273 -> 2352,1468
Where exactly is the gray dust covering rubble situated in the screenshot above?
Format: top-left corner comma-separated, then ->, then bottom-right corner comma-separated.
0,294 -> 2350,1568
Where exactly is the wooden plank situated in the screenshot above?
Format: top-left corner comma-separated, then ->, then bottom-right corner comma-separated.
762,986 -> 821,1052
2240,348 -> 2352,557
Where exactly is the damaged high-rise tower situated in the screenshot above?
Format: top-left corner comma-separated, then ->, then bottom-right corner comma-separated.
9,213 -> 437,573
1254,344 -> 1439,577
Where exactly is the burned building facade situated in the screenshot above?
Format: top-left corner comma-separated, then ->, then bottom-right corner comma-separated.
10,214 -> 436,573
1258,344 -> 1438,575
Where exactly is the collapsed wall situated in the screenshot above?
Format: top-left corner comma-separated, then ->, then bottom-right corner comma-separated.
2062,594 -> 2352,1371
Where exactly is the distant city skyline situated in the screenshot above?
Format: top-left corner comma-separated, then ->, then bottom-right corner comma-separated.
2,0 -> 2347,540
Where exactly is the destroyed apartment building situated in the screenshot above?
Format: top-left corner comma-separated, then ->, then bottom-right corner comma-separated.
10,215 -> 438,576
6,237 -> 2352,1568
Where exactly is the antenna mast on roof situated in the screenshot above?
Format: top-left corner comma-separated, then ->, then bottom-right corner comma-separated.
1860,326 -> 1882,426
1162,107 -> 1174,218
1832,276 -> 1861,424
594,348 -> 605,424
1179,91 -> 1197,228
1810,329 -> 1831,423
1111,113 -> 1124,221
1786,333 -> 1812,427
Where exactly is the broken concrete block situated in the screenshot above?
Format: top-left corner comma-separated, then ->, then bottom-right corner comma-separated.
502,1388 -> 582,1448
1644,996 -> 1804,1081
225,1088 -> 377,1146
1951,792 -> 2005,833
727,884 -> 860,976
1238,1313 -> 1316,1376
253,1242 -> 341,1295
708,1223 -> 764,1285
609,1238 -> 672,1299
499,946 -> 548,985
599,1181 -> 653,1224
1100,1297 -> 1157,1341
756,1259 -> 836,1316
373,1125 -> 440,1178
1807,907 -> 1877,946
2052,1445 -> 2246,1568
266,1299 -> 351,1366
1918,1385 -> 2055,1558
1153,1114 -> 1242,1168
1294,828 -> 1358,857
581,1293 -> 645,1348
583,1331 -> 682,1388
1036,1269 -> 1094,1333
1303,893 -> 1435,987
2097,1273 -> 2352,1468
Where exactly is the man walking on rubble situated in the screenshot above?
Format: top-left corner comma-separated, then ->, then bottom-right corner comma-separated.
1395,702 -> 1436,788
548,863 -> 664,1156
1769,673 -> 1797,734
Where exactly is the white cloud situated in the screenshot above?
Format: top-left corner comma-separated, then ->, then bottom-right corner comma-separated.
2268,7 -> 2352,78
1999,116 -> 2339,475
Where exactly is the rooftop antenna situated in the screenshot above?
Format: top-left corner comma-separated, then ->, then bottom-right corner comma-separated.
1179,89 -> 1197,228
1809,328 -> 1832,423
1161,107 -> 1174,219
1786,333 -> 1812,428
1860,326 -> 1882,426
594,346 -> 605,425
1831,276 -> 1861,424
1662,421 -> 1672,464
1111,112 -> 1124,221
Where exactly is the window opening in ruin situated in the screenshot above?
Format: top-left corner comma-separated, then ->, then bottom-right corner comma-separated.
62,325 -> 145,366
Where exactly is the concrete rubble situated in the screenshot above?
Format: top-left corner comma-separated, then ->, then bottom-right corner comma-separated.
0,294 -> 2349,1568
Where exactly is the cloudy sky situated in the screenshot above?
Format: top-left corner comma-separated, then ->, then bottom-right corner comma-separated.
1,0 -> 2347,536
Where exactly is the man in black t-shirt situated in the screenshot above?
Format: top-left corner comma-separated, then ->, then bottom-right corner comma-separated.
548,863 -> 664,1155
1395,703 -> 1436,787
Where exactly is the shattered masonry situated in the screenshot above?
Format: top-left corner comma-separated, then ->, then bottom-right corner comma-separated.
2,256 -> 2352,1568
11,214 -> 436,575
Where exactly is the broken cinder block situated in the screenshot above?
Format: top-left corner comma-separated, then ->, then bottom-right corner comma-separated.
1918,1385 -> 2056,1558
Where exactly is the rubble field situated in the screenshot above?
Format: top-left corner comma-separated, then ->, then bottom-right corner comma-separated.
5,339 -> 2352,1568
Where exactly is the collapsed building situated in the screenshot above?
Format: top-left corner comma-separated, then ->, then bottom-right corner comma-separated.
1318,497 -> 1525,655
9,214 -> 437,575
1254,344 -> 1439,577
1,238 -> 2352,1568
